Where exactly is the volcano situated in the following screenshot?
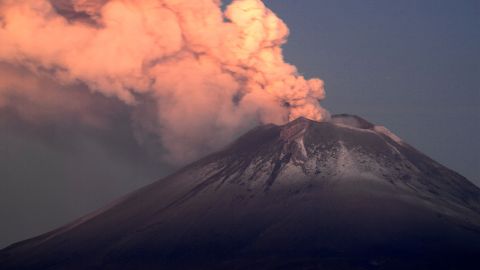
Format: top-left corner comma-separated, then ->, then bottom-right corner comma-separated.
2,115 -> 480,269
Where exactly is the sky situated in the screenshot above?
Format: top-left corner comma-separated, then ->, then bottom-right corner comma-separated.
0,0 -> 479,248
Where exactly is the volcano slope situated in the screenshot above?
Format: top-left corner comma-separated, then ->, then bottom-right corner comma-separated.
2,115 -> 480,270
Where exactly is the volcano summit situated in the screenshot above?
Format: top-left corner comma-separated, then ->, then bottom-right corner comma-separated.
1,115 -> 480,269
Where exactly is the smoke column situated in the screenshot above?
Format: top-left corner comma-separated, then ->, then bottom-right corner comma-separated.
0,0 -> 329,162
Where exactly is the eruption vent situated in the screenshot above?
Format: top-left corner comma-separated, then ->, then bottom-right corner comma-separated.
0,0 -> 329,162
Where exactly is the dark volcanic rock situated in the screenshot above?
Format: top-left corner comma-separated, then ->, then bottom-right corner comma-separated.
2,115 -> 480,270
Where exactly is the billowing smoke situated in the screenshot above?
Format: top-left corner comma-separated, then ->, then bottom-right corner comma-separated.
0,0 -> 329,163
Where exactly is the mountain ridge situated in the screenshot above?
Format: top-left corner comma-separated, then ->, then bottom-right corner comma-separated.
2,114 -> 480,269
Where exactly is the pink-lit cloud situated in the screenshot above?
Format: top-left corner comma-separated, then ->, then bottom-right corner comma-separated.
0,0 -> 329,163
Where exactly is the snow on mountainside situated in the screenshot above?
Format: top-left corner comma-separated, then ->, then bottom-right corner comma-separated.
1,114 -> 480,270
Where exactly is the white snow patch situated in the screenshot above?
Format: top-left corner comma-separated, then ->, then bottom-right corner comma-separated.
274,162 -> 308,187
295,137 -> 308,160
335,141 -> 361,177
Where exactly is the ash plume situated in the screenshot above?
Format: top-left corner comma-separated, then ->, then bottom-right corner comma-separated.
0,0 -> 329,163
